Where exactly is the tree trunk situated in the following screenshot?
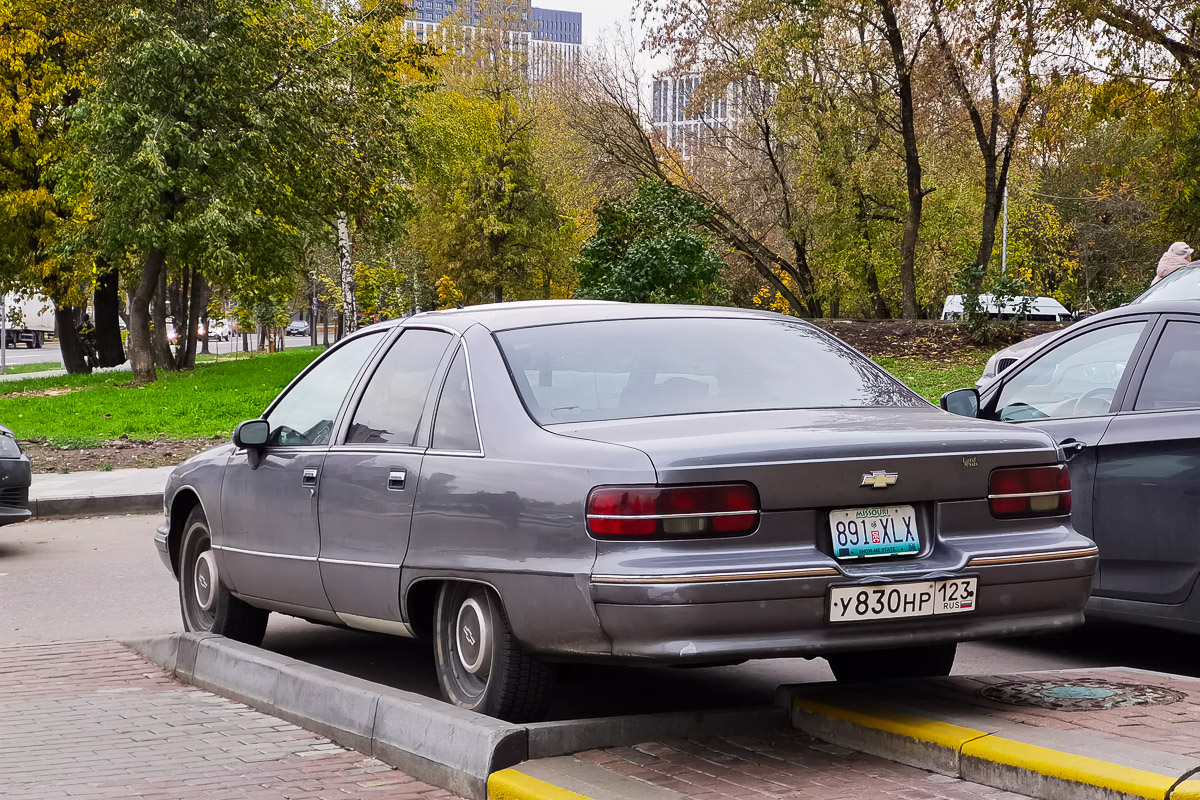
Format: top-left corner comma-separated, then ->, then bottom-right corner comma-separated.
178,266 -> 202,370
93,263 -> 126,367
200,309 -> 210,355
241,328 -> 249,353
877,0 -> 926,319
337,211 -> 357,335
323,304 -> 330,346
129,248 -> 165,382
495,284 -> 504,304
975,166 -> 1002,279
55,306 -> 91,375
151,262 -> 176,369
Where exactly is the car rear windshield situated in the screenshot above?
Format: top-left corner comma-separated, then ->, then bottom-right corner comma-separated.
496,317 -> 922,424
1133,266 -> 1200,304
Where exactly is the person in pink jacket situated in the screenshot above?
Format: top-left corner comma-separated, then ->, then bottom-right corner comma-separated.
1153,241 -> 1195,284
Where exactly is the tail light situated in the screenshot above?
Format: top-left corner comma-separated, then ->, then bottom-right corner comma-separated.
586,484 -> 760,539
989,465 -> 1071,518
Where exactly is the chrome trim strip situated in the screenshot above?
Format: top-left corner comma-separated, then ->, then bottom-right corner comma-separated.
426,449 -> 486,458
212,545 -> 317,562
327,445 -> 425,455
591,567 -> 840,585
336,613 -> 415,638
658,448 -> 1057,470
318,557 -> 403,569
587,510 -> 759,521
967,547 -> 1098,567
988,490 -> 1070,499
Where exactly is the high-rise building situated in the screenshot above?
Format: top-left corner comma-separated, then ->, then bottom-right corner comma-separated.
652,73 -> 757,162
404,1 -> 581,81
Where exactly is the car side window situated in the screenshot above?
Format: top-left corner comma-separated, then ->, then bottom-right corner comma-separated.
432,347 -> 481,453
346,329 -> 453,446
266,331 -> 384,446
995,321 -> 1146,422
1134,321 -> 1200,411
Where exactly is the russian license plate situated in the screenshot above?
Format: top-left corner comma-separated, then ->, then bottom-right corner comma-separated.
828,578 -> 978,623
829,505 -> 919,559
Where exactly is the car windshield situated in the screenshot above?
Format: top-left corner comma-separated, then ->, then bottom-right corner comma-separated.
1132,266 -> 1200,303
495,317 -> 923,424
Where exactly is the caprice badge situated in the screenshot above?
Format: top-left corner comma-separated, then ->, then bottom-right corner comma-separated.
861,470 -> 899,489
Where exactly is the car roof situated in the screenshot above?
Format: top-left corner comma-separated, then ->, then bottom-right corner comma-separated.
396,300 -> 790,334
1077,299 -> 1200,324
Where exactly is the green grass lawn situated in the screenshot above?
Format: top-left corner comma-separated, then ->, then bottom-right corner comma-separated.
874,356 -> 989,403
0,360 -> 61,375
1,348 -> 324,444
0,344 -> 989,446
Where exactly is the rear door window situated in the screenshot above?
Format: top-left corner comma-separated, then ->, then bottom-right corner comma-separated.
1134,321 -> 1200,411
346,329 -> 453,445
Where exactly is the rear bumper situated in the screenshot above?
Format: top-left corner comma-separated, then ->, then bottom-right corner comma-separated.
588,548 -> 1096,662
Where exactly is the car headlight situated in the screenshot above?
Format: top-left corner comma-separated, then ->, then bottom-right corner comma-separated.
0,434 -> 21,458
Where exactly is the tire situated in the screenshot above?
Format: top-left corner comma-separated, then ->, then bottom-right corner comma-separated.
178,506 -> 269,645
827,643 -> 957,682
432,582 -> 556,722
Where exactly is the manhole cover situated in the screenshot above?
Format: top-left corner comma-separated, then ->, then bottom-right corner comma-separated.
979,679 -> 1187,711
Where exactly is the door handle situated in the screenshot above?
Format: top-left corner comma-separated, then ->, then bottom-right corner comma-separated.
388,470 -> 407,491
302,468 -> 318,487
1059,439 -> 1087,461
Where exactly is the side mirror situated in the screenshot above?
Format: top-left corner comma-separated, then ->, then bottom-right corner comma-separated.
233,419 -> 270,449
940,388 -> 980,418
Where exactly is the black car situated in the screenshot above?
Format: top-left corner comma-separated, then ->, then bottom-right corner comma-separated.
0,425 -> 32,527
943,299 -> 1200,635
286,320 -> 310,336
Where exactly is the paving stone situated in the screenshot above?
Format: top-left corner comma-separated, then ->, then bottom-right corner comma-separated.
576,731 -> 1034,799
0,641 -> 461,800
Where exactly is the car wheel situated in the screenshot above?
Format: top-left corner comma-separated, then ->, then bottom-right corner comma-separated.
432,582 -> 556,722
826,643 -> 957,682
178,506 -> 269,645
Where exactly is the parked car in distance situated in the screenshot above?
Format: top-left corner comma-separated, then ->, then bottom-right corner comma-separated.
942,299 -> 1200,636
0,425 -> 32,528
286,319 -> 310,336
200,321 -> 230,342
942,294 -> 1073,323
157,302 -> 1097,721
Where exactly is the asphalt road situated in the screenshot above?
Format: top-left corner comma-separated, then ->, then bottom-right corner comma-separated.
0,335 -> 320,369
2,515 -> 1190,720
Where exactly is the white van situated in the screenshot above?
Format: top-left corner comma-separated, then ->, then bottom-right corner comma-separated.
941,294 -> 1072,323
2,292 -> 55,348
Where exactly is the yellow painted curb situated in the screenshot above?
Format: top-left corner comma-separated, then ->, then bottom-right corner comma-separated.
962,735 -> 1175,800
1166,779 -> 1200,800
793,696 -> 987,751
488,768 -> 594,800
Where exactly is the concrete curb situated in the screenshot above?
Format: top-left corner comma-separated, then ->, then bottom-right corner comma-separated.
28,492 -> 162,520
782,684 -> 1200,800
127,633 -> 784,800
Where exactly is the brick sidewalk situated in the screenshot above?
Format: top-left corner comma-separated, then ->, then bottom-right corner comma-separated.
0,641 -> 459,800
574,731 -> 1031,799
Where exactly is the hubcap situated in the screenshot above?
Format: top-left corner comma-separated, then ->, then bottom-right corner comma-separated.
194,549 -> 218,612
455,597 -> 491,676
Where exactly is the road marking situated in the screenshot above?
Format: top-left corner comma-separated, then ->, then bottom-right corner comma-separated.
793,697 -> 986,751
488,768 -> 593,800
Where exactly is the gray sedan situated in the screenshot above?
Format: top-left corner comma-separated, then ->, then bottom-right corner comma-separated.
944,299 -> 1200,638
156,302 -> 1097,721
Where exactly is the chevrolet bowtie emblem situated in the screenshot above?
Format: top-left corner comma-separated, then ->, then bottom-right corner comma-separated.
861,470 -> 898,489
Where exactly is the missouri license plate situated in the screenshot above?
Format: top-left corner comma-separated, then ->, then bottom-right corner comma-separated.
828,578 -> 978,623
829,505 -> 919,559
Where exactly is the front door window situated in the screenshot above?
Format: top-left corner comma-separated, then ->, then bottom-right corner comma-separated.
994,322 -> 1146,421
265,332 -> 384,446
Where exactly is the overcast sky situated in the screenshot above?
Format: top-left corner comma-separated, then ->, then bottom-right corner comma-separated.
545,0 -> 641,46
